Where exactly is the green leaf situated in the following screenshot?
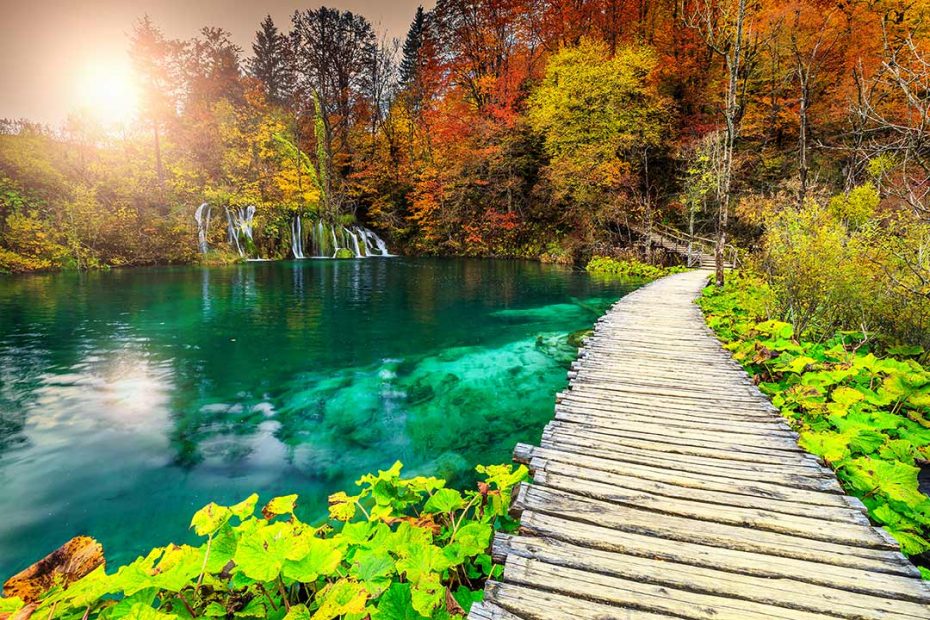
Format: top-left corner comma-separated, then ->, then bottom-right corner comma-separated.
263,494 -> 298,519
396,542 -> 451,582
190,502 -> 233,537
328,491 -> 359,522
233,521 -> 293,582
283,605 -> 312,620
372,583 -> 427,620
282,536 -> 345,582
444,522 -> 492,564
423,489 -> 465,514
310,579 -> 368,620
798,431 -> 850,463
230,493 -> 259,519
0,596 -> 24,614
832,386 -> 866,407
123,603 -> 179,619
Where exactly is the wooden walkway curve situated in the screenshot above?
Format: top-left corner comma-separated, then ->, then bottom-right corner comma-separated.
469,269 -> 930,620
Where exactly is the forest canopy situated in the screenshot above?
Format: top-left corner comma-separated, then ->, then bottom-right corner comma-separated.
1,0 -> 930,274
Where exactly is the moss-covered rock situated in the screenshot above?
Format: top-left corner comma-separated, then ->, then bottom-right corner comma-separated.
334,248 -> 355,259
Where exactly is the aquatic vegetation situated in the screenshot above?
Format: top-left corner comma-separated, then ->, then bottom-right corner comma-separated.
585,256 -> 688,281
0,462 -> 527,619
699,272 -> 930,571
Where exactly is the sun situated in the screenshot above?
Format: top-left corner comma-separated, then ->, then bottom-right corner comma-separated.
74,62 -> 139,126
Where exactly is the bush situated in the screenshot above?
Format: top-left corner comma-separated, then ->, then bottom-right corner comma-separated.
700,273 -> 930,573
0,462 -> 527,619
585,256 -> 687,281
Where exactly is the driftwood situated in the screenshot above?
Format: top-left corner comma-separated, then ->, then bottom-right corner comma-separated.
2,535 -> 104,611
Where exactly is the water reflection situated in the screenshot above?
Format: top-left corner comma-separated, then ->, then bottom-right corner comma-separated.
0,258 -> 636,576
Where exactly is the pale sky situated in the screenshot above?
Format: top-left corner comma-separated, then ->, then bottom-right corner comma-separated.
0,0 -> 433,125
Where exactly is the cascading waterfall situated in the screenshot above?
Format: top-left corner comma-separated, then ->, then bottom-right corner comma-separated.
291,215 -> 305,259
290,219 -> 392,258
194,203 -> 212,254
226,206 -> 256,257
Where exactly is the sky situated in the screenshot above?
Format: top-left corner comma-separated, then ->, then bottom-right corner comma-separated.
0,0 -> 434,125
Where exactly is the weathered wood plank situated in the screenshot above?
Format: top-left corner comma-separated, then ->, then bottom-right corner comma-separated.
495,534 -> 930,619
530,458 -> 869,523
515,445 -> 862,510
503,554 -> 843,620
482,582 -> 682,620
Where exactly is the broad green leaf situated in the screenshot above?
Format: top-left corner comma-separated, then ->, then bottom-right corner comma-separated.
190,502 -> 233,537
0,596 -> 24,614
263,494 -> 298,518
310,579 -> 367,620
282,536 -> 345,582
409,573 -> 443,617
328,491 -> 358,522
149,545 -> 203,592
123,603 -> 179,619
832,386 -> 866,407
396,542 -> 451,582
372,583 -> 427,620
230,494 -> 259,519
283,605 -> 312,620
233,521 -> 293,582
423,488 -> 464,514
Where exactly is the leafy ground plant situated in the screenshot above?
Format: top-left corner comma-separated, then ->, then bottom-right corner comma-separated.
0,462 -> 527,619
585,256 -> 688,281
699,272 -> 930,575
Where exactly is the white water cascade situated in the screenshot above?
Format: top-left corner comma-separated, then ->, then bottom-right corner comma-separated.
290,218 -> 393,258
226,206 -> 256,257
194,203 -> 212,254
291,215 -> 305,259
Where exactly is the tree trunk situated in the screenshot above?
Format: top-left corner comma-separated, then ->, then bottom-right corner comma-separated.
716,0 -> 746,287
153,123 -> 164,193
798,72 -> 809,206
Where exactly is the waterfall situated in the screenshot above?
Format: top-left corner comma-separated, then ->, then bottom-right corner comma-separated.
348,228 -> 362,257
194,203 -> 211,254
226,206 -> 256,257
291,215 -> 305,259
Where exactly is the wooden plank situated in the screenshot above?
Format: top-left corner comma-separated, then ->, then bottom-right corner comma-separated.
495,534 -> 930,619
531,458 -> 869,523
527,439 -> 844,492
503,554 -> 842,620
518,510 -> 923,594
544,419 -> 810,460
552,408 -> 801,446
515,445 -> 861,510
482,582 -> 681,620
538,434 -> 836,481
532,471 -> 876,543
512,484 -> 900,564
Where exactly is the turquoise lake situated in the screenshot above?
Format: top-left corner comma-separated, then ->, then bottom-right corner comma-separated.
0,258 -> 637,577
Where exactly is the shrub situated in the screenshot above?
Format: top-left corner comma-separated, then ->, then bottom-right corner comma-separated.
0,462 -> 527,619
585,256 -> 687,281
700,273 -> 930,572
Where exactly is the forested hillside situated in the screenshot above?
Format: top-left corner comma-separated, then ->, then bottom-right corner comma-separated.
1,0 -> 929,274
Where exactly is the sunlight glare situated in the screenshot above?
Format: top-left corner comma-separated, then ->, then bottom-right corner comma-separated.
74,62 -> 138,126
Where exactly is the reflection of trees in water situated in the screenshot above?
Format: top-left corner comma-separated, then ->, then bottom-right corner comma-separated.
0,260 -> 630,478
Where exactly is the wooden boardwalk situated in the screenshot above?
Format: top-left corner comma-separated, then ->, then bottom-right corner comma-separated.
470,269 -> 930,620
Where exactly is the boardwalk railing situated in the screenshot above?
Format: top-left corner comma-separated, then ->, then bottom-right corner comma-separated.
633,224 -> 740,269
469,269 -> 930,620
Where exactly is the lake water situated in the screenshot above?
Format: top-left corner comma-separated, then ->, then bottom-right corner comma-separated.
0,258 -> 636,577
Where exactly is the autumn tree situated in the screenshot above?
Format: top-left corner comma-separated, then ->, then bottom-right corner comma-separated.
527,38 -> 670,254
685,0 -> 757,285
129,17 -> 179,190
